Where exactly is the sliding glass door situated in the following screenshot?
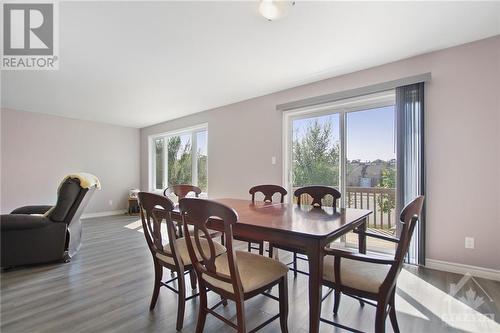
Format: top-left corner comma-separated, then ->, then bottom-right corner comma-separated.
285,92 -> 397,254
344,106 -> 397,253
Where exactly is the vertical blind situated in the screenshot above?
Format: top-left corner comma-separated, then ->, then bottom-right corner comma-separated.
396,82 -> 425,265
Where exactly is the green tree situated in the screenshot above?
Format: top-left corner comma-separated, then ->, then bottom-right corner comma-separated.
197,153 -> 208,192
167,136 -> 192,186
156,136 -> 208,191
379,167 -> 396,188
155,138 -> 165,189
167,136 -> 181,179
292,120 -> 340,187
377,167 -> 396,228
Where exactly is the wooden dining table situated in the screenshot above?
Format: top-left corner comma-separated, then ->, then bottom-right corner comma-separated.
172,198 -> 372,333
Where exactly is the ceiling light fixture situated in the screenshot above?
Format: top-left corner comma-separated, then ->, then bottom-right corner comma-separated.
258,0 -> 295,21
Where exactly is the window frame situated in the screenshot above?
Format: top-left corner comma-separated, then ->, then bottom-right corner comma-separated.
148,123 -> 208,194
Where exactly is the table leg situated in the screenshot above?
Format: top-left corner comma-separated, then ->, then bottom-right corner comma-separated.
307,241 -> 323,333
358,217 -> 367,254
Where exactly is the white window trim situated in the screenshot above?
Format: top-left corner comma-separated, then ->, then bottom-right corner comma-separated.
148,123 -> 208,193
282,90 -> 395,206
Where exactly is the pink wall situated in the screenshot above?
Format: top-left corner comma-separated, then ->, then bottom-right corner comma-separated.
1,109 -> 140,214
141,36 -> 500,270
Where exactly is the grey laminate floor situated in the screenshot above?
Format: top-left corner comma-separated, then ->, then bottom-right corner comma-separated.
1,215 -> 499,333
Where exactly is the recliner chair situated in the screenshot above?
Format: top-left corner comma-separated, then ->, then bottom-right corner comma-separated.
1,176 -> 98,268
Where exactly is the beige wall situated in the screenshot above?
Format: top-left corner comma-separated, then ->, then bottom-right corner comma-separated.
1,108 -> 140,214
141,36 -> 500,270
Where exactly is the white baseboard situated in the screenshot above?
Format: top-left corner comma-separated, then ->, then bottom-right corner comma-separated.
82,209 -> 127,219
426,258 -> 500,281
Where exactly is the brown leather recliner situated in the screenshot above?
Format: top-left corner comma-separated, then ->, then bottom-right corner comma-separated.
1,177 -> 97,268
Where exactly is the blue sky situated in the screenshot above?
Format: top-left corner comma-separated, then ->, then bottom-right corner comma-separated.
197,130 -> 207,155
293,106 -> 395,161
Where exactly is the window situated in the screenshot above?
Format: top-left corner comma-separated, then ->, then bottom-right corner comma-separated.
291,113 -> 341,207
284,91 -> 396,254
150,124 -> 208,193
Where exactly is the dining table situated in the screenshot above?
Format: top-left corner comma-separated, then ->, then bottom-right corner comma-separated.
172,198 -> 372,333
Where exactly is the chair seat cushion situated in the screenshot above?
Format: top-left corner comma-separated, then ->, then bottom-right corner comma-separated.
203,251 -> 288,294
323,255 -> 391,294
156,237 -> 226,266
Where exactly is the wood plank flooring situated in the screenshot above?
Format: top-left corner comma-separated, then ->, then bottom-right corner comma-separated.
1,215 -> 499,333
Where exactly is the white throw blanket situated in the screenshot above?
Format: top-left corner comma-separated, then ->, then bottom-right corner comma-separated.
61,173 -> 101,190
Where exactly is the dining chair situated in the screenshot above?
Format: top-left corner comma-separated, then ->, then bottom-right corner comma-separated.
138,192 -> 226,331
321,196 -> 424,333
164,184 -> 202,200
238,185 -> 288,255
179,198 -> 289,333
164,184 -> 223,242
278,185 -> 341,277
249,184 -> 287,203
294,185 -> 341,208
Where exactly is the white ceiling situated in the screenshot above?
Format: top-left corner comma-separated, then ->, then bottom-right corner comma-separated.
2,1 -> 499,128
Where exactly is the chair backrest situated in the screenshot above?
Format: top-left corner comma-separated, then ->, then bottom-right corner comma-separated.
294,185 -> 341,208
47,177 -> 97,257
382,196 -> 424,293
179,198 -> 242,296
164,184 -> 201,199
48,178 -> 89,223
64,183 -> 96,257
249,184 -> 287,203
394,195 -> 425,264
138,192 -> 182,267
